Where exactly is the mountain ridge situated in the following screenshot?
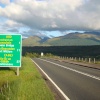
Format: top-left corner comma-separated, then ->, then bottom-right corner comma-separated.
22,32 -> 100,46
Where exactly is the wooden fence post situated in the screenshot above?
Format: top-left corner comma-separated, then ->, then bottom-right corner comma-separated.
89,58 -> 91,63
85,58 -> 87,62
74,57 -> 76,61
94,58 -> 95,63
79,57 -> 80,61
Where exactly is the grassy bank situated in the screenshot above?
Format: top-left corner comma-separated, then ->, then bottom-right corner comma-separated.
0,57 -> 54,100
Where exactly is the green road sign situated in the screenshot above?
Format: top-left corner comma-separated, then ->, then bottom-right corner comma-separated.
0,34 -> 22,67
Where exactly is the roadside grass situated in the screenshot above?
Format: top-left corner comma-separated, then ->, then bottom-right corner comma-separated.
0,57 -> 54,100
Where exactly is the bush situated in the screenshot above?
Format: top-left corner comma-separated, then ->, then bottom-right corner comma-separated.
25,52 -> 40,58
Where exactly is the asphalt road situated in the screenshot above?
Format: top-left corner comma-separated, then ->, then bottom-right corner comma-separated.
32,58 -> 100,100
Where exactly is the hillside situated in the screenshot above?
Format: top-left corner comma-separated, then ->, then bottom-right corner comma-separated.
44,33 -> 100,46
22,36 -> 50,46
22,33 -> 100,46
22,36 -> 41,46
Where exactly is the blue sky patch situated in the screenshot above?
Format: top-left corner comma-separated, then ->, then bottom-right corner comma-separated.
0,3 -> 6,8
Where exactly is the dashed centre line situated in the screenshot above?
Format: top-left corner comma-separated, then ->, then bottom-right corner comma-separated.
39,58 -> 100,81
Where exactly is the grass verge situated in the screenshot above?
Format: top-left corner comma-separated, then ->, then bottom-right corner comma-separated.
0,57 -> 54,100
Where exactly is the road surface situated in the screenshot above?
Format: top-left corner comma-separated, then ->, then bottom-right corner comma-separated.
32,58 -> 100,100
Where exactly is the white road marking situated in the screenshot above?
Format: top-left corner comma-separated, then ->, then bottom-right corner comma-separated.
39,58 -> 100,81
31,59 -> 70,100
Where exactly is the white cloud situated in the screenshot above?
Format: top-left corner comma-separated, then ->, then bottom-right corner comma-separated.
0,0 -> 10,5
0,18 -> 24,32
5,20 -> 23,27
21,29 -> 48,38
0,0 -> 100,33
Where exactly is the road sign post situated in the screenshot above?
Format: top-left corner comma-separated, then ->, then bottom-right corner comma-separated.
17,67 -> 19,76
0,34 -> 22,75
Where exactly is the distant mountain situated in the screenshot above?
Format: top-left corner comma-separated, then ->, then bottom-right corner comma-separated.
22,36 -> 50,46
43,33 -> 100,46
22,36 -> 41,46
22,33 -> 100,46
84,31 -> 100,36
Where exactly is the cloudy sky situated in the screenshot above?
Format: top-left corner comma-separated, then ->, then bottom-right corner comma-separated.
0,0 -> 100,38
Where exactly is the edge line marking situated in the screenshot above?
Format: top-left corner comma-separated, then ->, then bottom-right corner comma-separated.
31,59 -> 70,100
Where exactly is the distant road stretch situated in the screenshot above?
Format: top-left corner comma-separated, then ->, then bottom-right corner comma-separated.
32,58 -> 100,100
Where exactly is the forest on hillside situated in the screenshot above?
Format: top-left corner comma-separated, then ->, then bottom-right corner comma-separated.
22,45 -> 100,59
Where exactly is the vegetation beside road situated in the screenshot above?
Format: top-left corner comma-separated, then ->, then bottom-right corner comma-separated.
0,57 -> 54,100
25,52 -> 54,58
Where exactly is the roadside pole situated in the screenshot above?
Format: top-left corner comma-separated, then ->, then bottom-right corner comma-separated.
17,67 -> 19,76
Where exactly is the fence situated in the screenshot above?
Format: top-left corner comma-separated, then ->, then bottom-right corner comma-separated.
58,56 -> 100,64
